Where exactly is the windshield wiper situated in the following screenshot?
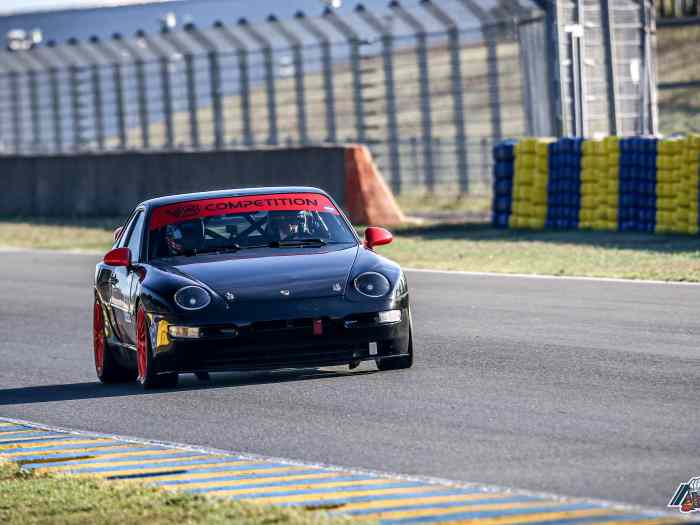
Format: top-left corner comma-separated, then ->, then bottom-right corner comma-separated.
241,239 -> 329,249
188,244 -> 242,256
276,238 -> 328,247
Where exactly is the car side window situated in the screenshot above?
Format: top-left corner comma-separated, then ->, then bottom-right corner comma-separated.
124,211 -> 145,261
115,212 -> 137,249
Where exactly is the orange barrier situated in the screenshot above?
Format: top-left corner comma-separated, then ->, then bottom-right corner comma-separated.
344,145 -> 405,226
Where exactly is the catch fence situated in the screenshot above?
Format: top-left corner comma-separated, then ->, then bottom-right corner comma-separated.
0,0 -> 658,199
0,0 -> 548,198
656,16 -> 700,134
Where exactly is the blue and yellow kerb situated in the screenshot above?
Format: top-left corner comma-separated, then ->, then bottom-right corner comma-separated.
493,135 -> 700,235
0,418 -> 687,525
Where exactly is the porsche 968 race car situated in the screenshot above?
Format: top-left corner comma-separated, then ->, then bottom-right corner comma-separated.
93,187 -> 413,388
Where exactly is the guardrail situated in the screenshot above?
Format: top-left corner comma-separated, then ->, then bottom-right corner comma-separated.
492,136 -> 700,235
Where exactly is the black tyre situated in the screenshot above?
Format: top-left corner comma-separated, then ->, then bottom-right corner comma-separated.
93,299 -> 136,383
136,305 -> 179,390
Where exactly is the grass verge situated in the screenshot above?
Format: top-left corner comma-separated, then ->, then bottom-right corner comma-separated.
395,193 -> 491,220
0,218 -> 119,252
383,223 -> 700,282
0,461 -> 362,525
2,218 -> 700,282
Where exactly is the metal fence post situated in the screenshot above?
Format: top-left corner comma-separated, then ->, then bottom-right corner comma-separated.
390,1 -> 435,193
480,137 -> 489,185
295,12 -> 336,143
409,136 -> 419,186
640,0 -> 658,135
10,50 -> 43,152
92,36 -> 126,149
576,0 -> 587,137
421,0 -> 469,194
543,1 -> 564,136
0,55 -> 24,154
600,0 -> 619,135
239,18 -> 278,146
268,15 -> 308,145
0,66 -> 5,151
516,19 -> 535,136
185,23 -> 225,150
68,38 -> 106,150
323,7 -> 366,143
457,0 -> 504,140
213,21 -> 254,147
564,6 -> 586,137
111,34 -> 150,149
47,41 -> 84,152
30,47 -> 63,153
135,30 -> 174,149
9,70 -> 22,153
48,68 -> 62,152
162,27 -> 200,149
356,4 -> 402,194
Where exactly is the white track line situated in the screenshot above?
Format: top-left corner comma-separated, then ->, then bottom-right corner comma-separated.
1,247 -> 696,286
405,267 -> 700,286
0,415 -> 685,519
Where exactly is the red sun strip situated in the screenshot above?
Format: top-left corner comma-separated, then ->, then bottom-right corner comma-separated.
149,193 -> 339,231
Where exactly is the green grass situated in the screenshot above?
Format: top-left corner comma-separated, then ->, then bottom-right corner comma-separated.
2,219 -> 700,282
0,461 -> 363,525
0,218 -> 118,252
395,193 -> 491,219
382,223 -> 700,282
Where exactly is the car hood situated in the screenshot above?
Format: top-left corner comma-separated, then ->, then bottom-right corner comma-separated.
156,245 -> 359,302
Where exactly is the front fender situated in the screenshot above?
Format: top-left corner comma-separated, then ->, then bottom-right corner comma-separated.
135,264 -> 227,318
138,285 -> 174,315
344,248 -> 403,303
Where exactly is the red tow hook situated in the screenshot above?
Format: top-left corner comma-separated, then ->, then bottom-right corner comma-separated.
313,319 -> 323,336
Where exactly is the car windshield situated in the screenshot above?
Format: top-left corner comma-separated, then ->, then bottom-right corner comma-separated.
148,192 -> 357,259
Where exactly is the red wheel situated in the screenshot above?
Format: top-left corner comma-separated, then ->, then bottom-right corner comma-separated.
136,305 -> 178,389
136,307 -> 148,383
92,298 -> 136,384
93,301 -> 106,376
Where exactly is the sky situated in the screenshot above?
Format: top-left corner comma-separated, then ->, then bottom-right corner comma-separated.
0,1 -> 175,15
0,0 -> 514,44
0,0 -> 404,43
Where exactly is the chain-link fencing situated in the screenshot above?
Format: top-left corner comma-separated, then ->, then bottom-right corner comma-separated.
0,0 -> 550,199
657,16 -> 700,134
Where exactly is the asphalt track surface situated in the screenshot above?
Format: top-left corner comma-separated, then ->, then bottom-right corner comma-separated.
0,250 -> 698,510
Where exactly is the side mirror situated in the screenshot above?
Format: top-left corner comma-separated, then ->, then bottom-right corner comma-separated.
113,226 -> 124,241
364,227 -> 393,250
104,247 -> 132,267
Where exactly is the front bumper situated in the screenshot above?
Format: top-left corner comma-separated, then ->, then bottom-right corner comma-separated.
149,298 -> 411,373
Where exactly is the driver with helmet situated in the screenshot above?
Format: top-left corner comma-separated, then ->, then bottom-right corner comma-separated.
267,211 -> 309,241
163,220 -> 205,256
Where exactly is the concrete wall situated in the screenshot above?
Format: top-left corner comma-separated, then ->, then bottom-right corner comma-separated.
0,147 -> 347,217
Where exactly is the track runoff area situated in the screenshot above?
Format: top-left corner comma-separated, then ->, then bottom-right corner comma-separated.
0,417 -> 688,525
0,250 -> 698,523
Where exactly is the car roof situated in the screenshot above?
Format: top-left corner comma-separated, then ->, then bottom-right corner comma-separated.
138,187 -> 332,209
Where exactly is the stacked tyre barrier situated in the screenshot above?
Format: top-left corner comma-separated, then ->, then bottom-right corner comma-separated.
619,138 -> 656,232
492,140 -> 516,228
580,137 -> 619,231
547,137 -> 582,230
506,138 -> 552,229
492,135 -> 700,235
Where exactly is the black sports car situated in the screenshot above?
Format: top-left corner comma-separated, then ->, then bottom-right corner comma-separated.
93,187 -> 413,388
